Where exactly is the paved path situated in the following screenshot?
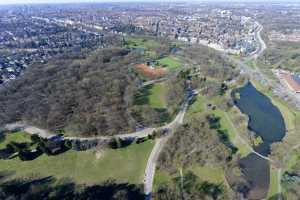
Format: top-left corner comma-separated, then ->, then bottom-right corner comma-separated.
2,20 -> 279,199
144,137 -> 168,196
4,122 -> 155,141
278,168 -> 282,199
143,94 -> 193,198
223,111 -> 274,163
141,78 -> 168,87
4,92 -> 193,143
3,88 -> 196,200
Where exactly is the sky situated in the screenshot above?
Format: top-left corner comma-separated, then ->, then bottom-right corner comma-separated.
0,0 -> 297,5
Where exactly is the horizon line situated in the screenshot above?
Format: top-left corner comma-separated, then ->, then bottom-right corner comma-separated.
1,0 -> 300,6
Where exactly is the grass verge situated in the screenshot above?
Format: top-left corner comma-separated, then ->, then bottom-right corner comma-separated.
267,167 -> 279,199
157,56 -> 181,70
0,133 -> 154,185
189,165 -> 225,184
148,83 -> 168,108
0,131 -> 32,149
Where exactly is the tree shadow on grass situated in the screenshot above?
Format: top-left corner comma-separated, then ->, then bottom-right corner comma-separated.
217,129 -> 238,155
134,85 -> 153,105
268,193 -> 284,200
154,108 -> 171,124
0,172 -> 144,200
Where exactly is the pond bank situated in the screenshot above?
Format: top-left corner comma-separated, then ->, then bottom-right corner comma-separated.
232,82 -> 286,199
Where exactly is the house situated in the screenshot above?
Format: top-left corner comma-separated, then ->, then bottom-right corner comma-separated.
277,70 -> 300,93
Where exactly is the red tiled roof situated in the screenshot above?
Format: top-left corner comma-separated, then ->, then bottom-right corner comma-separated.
281,72 -> 300,92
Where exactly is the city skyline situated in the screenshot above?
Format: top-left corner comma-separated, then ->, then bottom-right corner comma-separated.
0,0 -> 299,5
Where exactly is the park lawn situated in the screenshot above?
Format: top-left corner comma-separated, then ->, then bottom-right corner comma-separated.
211,109 -> 250,157
0,139 -> 154,185
0,131 -> 32,149
244,58 -> 255,69
186,95 -> 206,116
126,37 -> 160,50
267,167 -> 280,199
153,165 -> 225,192
157,56 -> 181,70
286,152 -> 299,171
126,37 -> 160,59
189,165 -> 225,184
185,94 -> 249,157
148,83 -> 168,109
153,169 -> 173,191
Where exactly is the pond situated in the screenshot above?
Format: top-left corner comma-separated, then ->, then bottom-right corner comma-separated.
232,82 -> 286,199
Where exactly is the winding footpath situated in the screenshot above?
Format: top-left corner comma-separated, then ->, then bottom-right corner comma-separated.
2,21 -> 284,199
4,90 -> 192,143
144,94 -> 191,198
3,89 -> 195,200
223,112 -> 274,163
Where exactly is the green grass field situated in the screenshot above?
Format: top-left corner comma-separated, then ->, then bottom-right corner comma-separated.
134,83 -> 168,109
126,37 -> 160,50
153,169 -> 173,190
212,109 -> 250,157
189,165 -> 225,184
286,152 -> 299,171
147,83 -> 168,109
186,95 -> 206,117
185,94 -> 250,157
157,56 -> 181,70
245,58 -> 255,69
0,132 -> 154,184
126,37 -> 161,59
0,131 -> 32,149
153,165 -> 225,193
267,167 -> 280,199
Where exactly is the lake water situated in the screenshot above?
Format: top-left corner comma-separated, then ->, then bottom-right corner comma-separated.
232,82 -> 286,199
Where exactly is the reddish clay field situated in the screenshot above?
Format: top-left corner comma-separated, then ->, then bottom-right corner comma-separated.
135,64 -> 167,78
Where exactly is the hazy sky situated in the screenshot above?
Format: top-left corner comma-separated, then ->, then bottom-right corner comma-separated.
0,0 -> 296,5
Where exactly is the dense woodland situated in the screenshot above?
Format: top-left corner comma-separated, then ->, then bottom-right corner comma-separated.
182,46 -> 239,82
158,116 -> 232,173
155,115 -> 238,200
0,43 -> 187,136
259,41 -> 300,73
0,48 -> 143,136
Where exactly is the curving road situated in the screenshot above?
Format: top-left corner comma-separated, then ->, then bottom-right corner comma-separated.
3,90 -> 195,200
249,22 -> 267,60
2,20 -> 278,199
4,122 -> 155,141
143,94 -> 193,198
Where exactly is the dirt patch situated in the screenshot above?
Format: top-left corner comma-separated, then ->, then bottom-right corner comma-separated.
95,149 -> 105,160
135,64 -> 167,78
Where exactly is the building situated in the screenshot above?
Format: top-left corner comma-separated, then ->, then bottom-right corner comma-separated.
277,70 -> 300,93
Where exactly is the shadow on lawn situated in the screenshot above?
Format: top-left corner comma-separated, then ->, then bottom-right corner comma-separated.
0,134 -> 71,161
0,171 -> 144,200
133,85 -> 153,105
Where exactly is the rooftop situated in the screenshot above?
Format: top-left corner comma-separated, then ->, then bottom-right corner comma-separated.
279,70 -> 300,93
